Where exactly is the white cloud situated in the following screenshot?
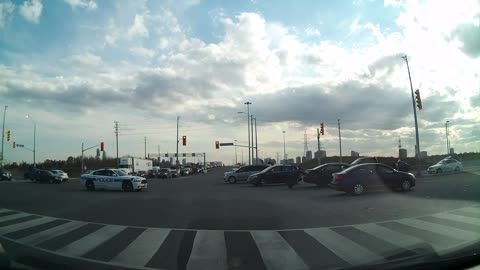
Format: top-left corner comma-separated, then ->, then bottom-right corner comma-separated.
128,14 -> 149,39
64,0 -> 97,10
305,27 -> 321,37
19,0 -> 42,24
130,47 -> 155,58
69,52 -> 102,67
0,0 -> 15,28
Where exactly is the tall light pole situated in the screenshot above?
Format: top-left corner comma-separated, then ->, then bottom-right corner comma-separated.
254,117 -> 258,164
245,102 -> 252,165
1,105 -> 7,168
234,139 -> 238,165
402,55 -> 421,163
445,120 -> 451,155
176,116 -> 180,166
25,115 -> 36,168
338,119 -> 342,162
282,131 -> 286,164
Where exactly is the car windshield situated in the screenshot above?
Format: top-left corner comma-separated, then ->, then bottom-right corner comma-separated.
1,1 -> 479,269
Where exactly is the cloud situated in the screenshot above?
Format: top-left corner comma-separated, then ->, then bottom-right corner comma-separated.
452,15 -> 480,58
0,0 -> 15,28
19,0 -> 42,24
64,0 -> 97,10
68,52 -> 102,67
129,47 -> 155,58
128,14 -> 149,39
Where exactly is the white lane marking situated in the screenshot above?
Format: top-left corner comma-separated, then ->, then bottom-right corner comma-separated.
305,228 -> 384,266
397,219 -> 480,242
455,207 -> 480,214
18,221 -> 86,245
0,213 -> 31,223
56,225 -> 125,257
433,212 -> 480,226
353,223 -> 442,252
110,228 -> 170,267
251,231 -> 309,270
186,230 -> 227,270
0,217 -> 54,235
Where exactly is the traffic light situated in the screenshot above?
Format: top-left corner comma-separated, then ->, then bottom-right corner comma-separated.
6,130 -> 10,142
415,89 -> 422,110
100,141 -> 104,151
182,136 -> 186,146
12,141 -> 15,149
215,141 -> 220,149
320,122 -> 324,135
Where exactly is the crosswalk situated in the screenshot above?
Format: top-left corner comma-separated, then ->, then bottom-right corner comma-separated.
2,206 -> 480,269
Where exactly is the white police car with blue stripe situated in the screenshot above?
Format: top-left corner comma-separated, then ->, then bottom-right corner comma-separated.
80,168 -> 147,192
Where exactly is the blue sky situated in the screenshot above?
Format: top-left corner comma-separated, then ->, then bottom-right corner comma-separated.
1,0 -> 479,165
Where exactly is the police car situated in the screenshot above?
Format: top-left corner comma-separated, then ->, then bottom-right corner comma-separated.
80,168 -> 147,192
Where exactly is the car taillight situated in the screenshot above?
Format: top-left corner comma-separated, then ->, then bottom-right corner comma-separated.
335,174 -> 345,181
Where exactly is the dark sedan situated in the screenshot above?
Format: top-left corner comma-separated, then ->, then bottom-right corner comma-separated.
303,163 -> 350,186
1,169 -> 12,181
248,165 -> 301,188
329,163 -> 416,195
32,170 -> 63,184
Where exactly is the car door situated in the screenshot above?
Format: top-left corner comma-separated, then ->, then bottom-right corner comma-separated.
376,165 -> 399,188
92,170 -> 107,188
264,166 -> 281,184
106,170 -> 122,190
234,167 -> 247,181
447,159 -> 457,172
361,165 -> 382,188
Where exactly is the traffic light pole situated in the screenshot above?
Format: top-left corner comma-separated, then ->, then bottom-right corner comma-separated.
1,105 -> 7,168
317,128 -> 321,166
81,142 -> 99,174
403,55 -> 421,173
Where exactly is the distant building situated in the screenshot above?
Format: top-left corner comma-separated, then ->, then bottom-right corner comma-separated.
351,151 -> 360,157
182,158 -> 187,165
399,148 -> 407,159
306,151 -> 313,161
296,156 -> 302,164
418,151 -> 428,159
315,150 -> 326,158
450,148 -> 454,154
287,158 -> 295,164
301,156 -> 306,163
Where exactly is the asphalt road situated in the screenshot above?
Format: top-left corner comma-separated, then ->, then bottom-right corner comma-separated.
0,168 -> 480,230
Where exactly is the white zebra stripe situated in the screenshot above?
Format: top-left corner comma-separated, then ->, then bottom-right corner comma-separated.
18,220 -> 86,245
186,230 -> 227,270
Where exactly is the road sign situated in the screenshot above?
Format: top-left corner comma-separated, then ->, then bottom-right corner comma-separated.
16,144 -> 24,147
220,143 -> 234,146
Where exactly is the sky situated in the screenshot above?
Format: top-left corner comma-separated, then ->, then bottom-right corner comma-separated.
0,0 -> 479,165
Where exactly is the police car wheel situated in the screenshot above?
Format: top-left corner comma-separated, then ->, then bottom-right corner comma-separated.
85,181 -> 95,191
123,181 -> 134,192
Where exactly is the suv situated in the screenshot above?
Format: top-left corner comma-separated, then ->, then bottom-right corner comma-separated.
224,165 -> 269,184
248,165 -> 301,188
350,157 -> 378,166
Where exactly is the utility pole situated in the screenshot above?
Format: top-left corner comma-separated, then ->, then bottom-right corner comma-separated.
255,117 -> 258,165
114,121 -> 119,167
317,128 -> 321,166
402,55 -> 420,170
144,136 -> 147,159
251,115 -> 254,164
81,143 -> 84,173
234,140 -> 238,165
245,102 -> 252,165
338,119 -> 342,162
1,105 -> 7,168
176,116 -> 180,166
282,131 -> 286,164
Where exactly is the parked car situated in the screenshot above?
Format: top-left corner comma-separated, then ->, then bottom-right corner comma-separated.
350,157 -> 379,166
158,168 -> 172,178
32,170 -> 63,184
170,169 -> 178,178
0,169 -> 12,181
427,158 -> 463,174
135,170 -> 148,178
224,165 -> 269,184
329,163 -> 416,195
24,169 -> 39,180
303,163 -> 350,186
147,169 -> 159,178
395,160 -> 411,172
248,165 -> 302,188
50,170 -> 69,182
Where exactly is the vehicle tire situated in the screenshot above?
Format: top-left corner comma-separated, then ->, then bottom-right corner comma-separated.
400,179 -> 411,192
351,183 -> 365,195
85,180 -> 95,191
436,168 -> 442,174
122,181 -> 134,192
454,166 -> 460,173
228,176 -> 237,184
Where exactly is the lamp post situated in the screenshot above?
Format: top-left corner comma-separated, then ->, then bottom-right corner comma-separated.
234,139 -> 238,165
1,105 -> 7,168
282,131 -> 286,164
25,115 -> 36,168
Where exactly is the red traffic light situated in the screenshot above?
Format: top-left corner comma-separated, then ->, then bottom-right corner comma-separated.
6,130 -> 10,142
215,140 -> 220,149
320,122 -> 324,135
100,141 -> 104,151
415,89 -> 422,110
182,135 -> 187,146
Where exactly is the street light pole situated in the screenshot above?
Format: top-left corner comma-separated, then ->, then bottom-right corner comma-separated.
445,121 -> 449,155
282,131 -> 286,164
26,115 -> 36,168
245,102 -> 252,165
251,115 -> 254,164
234,140 -> 238,165
176,116 -> 180,166
255,117 -> 258,164
1,105 -> 7,168
402,55 -> 421,162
